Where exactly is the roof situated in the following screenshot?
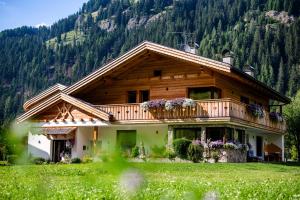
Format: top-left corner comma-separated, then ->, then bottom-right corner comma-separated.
42,127 -> 77,135
231,68 -> 290,103
63,41 -> 232,95
23,83 -> 67,111
17,93 -> 111,123
62,41 -> 289,103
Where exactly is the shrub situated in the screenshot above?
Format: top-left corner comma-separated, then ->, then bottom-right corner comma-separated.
187,142 -> 204,163
71,157 -> 81,164
0,161 -> 9,166
165,148 -> 176,160
173,138 -> 192,159
131,146 -> 139,158
7,155 -> 18,164
150,145 -> 166,158
291,145 -> 298,161
211,151 -> 220,162
223,142 -> 238,150
32,157 -> 46,165
82,155 -> 93,163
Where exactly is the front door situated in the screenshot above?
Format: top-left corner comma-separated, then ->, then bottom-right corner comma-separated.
116,130 -> 137,155
256,136 -> 263,157
52,140 -> 66,162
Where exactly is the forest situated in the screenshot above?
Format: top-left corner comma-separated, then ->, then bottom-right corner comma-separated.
0,0 -> 299,129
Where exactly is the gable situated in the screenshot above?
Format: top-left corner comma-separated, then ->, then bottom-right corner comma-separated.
23,83 -> 67,111
34,101 -> 100,122
17,93 -> 111,123
73,53 -> 216,104
63,41 -> 231,96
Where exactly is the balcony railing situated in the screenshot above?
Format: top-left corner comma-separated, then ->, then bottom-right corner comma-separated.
95,98 -> 286,132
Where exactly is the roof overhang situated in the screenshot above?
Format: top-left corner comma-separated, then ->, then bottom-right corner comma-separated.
17,93 -> 111,123
230,67 -> 291,104
23,83 -> 67,111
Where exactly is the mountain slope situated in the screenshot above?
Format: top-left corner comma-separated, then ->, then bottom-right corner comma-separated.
0,0 -> 299,127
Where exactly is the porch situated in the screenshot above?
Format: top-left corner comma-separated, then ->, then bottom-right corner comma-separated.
28,123 -> 284,162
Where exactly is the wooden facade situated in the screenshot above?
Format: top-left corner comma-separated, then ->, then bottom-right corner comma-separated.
17,41 -> 289,135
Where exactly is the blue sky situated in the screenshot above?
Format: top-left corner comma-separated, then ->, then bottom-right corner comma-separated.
0,0 -> 88,31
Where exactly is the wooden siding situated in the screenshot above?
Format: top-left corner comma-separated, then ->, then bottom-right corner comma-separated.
74,54 -> 271,110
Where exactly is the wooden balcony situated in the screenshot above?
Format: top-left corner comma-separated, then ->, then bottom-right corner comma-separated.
95,99 -> 286,133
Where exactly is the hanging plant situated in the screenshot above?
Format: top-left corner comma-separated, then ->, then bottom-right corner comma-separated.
140,99 -> 166,111
142,98 -> 196,111
246,103 -> 264,118
269,112 -> 283,122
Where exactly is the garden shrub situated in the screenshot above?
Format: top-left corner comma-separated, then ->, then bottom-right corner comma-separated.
82,155 -> 93,163
173,138 -> 192,159
131,146 -> 139,158
165,148 -> 176,160
150,145 -> 166,158
71,157 -> 81,164
0,161 -> 9,166
7,155 -> 17,164
211,151 -> 220,162
32,157 -> 46,165
187,143 -> 204,163
291,145 -> 298,161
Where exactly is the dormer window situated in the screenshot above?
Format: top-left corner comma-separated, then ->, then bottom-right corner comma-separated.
153,70 -> 162,77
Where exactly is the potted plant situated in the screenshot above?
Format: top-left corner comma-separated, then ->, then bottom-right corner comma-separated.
246,103 -> 264,118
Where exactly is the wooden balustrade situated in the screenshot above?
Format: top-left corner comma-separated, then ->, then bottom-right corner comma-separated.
95,98 -> 286,132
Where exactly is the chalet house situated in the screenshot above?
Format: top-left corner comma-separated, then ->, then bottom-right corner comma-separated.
17,41 -> 290,162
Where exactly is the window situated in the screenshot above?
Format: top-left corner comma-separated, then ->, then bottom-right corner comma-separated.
237,129 -> 245,144
153,70 -> 162,77
240,96 -> 249,104
174,128 -> 201,140
127,91 -> 137,103
140,90 -> 150,102
188,87 -> 221,100
117,130 -> 137,151
206,127 -> 225,141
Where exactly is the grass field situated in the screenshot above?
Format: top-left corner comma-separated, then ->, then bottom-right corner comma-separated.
0,162 -> 300,199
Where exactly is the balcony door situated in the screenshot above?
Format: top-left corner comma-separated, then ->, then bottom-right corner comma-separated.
116,130 -> 137,153
256,136 -> 263,157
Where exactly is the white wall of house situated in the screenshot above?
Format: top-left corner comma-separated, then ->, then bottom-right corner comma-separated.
71,127 -> 93,158
28,132 -> 52,160
98,124 -> 168,155
247,130 -> 284,160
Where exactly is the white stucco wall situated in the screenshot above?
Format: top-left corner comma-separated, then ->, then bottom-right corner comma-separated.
98,124 -> 168,155
247,130 -> 284,160
28,132 -> 51,160
72,127 -> 93,158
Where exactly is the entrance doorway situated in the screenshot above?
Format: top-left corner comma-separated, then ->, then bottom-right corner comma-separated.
52,140 -> 66,162
256,136 -> 263,157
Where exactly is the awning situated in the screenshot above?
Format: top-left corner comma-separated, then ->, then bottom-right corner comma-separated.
42,127 -> 76,140
264,143 -> 282,154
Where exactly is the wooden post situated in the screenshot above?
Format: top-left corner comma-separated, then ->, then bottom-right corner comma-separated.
93,126 -> 98,155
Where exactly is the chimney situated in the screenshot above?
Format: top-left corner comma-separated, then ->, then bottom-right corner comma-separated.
222,49 -> 234,65
183,44 -> 197,54
243,64 -> 255,77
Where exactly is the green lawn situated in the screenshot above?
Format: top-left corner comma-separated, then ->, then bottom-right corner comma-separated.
0,162 -> 300,199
